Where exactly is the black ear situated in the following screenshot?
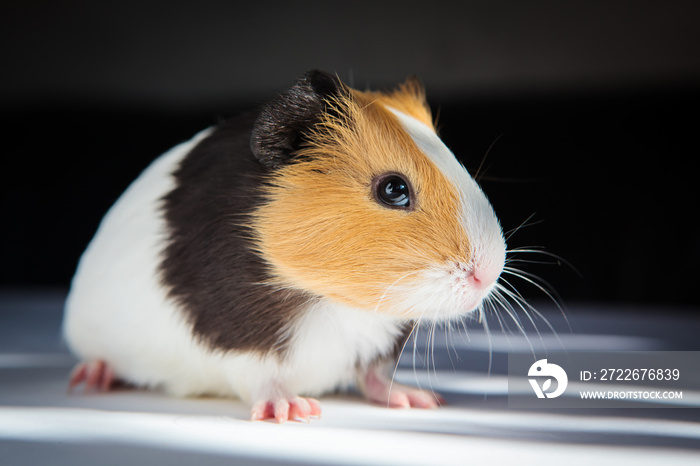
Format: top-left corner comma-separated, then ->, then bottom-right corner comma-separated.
250,70 -> 346,169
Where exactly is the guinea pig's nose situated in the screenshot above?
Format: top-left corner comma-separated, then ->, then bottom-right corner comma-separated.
466,259 -> 503,290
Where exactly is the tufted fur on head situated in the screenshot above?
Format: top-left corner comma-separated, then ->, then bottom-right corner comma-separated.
249,70 -> 505,321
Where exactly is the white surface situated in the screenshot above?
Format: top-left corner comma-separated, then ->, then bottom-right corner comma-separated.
2,290 -> 700,465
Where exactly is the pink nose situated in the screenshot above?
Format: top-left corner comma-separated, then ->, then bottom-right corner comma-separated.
467,262 -> 502,290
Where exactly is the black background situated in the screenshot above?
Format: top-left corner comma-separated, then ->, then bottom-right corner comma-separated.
2,1 -> 699,310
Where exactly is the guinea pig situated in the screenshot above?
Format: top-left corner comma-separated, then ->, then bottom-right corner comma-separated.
63,70 -> 506,422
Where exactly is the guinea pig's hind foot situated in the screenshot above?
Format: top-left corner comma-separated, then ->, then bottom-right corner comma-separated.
68,359 -> 115,393
363,368 -> 445,409
250,396 -> 321,423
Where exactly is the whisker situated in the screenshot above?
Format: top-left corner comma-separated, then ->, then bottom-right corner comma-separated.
491,286 -> 530,338
428,320 -> 439,394
457,314 -> 472,349
506,257 -> 563,266
412,319 -> 421,389
444,320 -> 459,371
506,247 -> 581,277
495,286 -> 540,354
373,270 -> 423,314
479,306 -> 493,377
502,266 -> 568,321
474,133 -> 505,183
504,213 -> 544,243
488,294 -> 514,349
497,277 -> 545,329
498,271 -> 570,348
493,283 -> 542,356
389,318 -> 421,404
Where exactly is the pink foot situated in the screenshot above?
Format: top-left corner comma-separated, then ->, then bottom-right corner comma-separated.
363,368 -> 444,409
250,396 -> 322,423
68,359 -> 116,392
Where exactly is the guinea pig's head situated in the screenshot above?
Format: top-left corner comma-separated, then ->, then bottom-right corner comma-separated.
250,70 -> 506,322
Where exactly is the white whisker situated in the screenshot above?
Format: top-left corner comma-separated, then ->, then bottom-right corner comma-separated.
474,133 -> 504,182
504,213 -> 543,243
428,320 -> 439,394
495,278 -> 542,335
506,247 -> 581,277
373,270 -> 423,314
497,272 -> 569,351
389,315 -> 423,409
492,286 -> 530,337
501,266 -> 570,330
479,306 -> 493,377
493,283 -> 541,356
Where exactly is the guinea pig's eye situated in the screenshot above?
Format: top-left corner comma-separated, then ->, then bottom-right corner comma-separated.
375,175 -> 411,209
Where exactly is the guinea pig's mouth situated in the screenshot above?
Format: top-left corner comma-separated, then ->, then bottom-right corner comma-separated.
383,262 -> 503,322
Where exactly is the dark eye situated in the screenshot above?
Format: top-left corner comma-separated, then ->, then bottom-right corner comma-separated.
376,175 -> 411,208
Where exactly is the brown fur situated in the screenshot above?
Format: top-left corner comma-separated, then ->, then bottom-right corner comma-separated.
251,81 -> 471,317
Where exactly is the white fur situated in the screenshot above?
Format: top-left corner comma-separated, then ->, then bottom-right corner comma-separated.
64,109 -> 506,404
63,129 -> 226,394
280,301 -> 404,395
237,301 -> 404,402
388,108 -> 504,252
63,129 -> 404,403
386,266 -> 493,322
388,108 -> 506,320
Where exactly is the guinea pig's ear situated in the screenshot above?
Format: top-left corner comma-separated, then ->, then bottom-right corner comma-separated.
250,70 -> 346,169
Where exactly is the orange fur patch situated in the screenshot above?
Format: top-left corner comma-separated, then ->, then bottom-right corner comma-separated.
251,80 -> 470,317
352,77 -> 435,128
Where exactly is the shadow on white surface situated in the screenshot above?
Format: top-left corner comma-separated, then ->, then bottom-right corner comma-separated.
1,290 -> 700,465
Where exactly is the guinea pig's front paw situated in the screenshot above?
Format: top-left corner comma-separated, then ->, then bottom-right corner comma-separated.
250,396 -> 322,423
362,368 -> 445,409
